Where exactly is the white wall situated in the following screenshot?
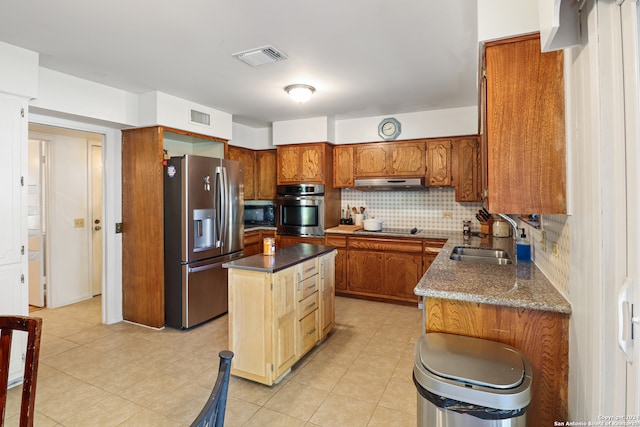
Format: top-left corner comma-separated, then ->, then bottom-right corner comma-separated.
230,122 -> 274,150
477,0 -> 539,41
336,107 -> 478,144
0,42 -> 38,99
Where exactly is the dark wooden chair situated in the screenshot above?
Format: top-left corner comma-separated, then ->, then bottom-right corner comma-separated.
0,316 -> 43,427
191,350 -> 234,427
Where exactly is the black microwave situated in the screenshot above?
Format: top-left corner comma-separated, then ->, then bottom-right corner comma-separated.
244,202 -> 275,226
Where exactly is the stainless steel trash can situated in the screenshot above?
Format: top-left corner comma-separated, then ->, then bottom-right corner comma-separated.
413,333 -> 532,427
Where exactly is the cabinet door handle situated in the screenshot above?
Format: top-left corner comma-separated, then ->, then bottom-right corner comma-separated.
304,267 -> 316,273
305,328 -> 317,336
305,302 -> 316,310
305,284 -> 316,291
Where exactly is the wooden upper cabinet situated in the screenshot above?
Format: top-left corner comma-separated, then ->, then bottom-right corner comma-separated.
452,138 -> 482,202
354,141 -> 425,178
228,147 -> 276,200
277,143 -> 331,184
426,140 -> 452,186
484,33 -> 566,214
228,146 -> 256,199
333,145 -> 354,188
255,150 -> 277,199
391,142 -> 425,176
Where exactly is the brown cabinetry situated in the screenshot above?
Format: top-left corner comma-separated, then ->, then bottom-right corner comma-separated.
425,140 -> 452,186
354,141 -> 425,178
333,145 -> 354,188
121,126 -> 226,328
255,150 -> 277,199
344,237 -> 432,304
228,146 -> 276,200
277,143 -> 333,184
243,229 -> 276,257
452,138 -> 482,202
483,33 -> 566,213
278,235 -> 325,249
325,235 -> 347,291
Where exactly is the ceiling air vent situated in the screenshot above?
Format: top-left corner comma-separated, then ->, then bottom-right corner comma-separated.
232,45 -> 288,67
190,109 -> 211,126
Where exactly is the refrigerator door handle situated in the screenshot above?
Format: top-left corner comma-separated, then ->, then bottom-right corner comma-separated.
215,165 -> 228,248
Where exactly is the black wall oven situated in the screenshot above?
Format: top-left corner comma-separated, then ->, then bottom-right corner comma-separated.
276,184 -> 325,237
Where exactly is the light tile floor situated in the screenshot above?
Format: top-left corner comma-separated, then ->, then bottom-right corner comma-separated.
6,296 -> 421,426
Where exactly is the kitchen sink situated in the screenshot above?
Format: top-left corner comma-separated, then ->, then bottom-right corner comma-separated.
449,246 -> 512,265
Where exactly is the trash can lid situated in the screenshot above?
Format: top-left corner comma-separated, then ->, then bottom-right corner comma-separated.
418,333 -> 526,390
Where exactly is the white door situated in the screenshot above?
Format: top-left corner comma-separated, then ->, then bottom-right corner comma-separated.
91,144 -> 103,296
620,0 -> 640,414
27,138 -> 45,307
0,95 -> 28,383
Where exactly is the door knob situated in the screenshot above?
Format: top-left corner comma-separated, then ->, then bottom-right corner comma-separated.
94,225 -> 102,231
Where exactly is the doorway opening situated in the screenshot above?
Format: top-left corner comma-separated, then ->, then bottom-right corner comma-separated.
28,123 -> 104,311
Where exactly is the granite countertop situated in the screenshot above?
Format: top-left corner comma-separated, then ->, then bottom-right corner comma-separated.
223,243 -> 336,273
414,234 -> 572,314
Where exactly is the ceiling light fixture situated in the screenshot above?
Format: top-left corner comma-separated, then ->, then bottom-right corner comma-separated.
285,84 -> 315,103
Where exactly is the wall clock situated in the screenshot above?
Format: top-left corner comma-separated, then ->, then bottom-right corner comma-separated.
378,117 -> 401,141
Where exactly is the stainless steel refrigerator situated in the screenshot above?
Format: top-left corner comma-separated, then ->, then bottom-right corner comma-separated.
164,155 -> 244,329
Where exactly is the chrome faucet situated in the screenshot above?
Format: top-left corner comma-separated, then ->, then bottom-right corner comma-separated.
498,213 -> 519,264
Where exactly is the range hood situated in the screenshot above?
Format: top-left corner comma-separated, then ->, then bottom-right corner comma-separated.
353,178 -> 428,191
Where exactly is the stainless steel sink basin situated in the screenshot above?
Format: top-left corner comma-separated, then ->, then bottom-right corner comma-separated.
449,246 -> 512,265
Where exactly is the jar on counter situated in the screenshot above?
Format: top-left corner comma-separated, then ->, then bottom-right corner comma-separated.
462,221 -> 471,236
263,237 -> 276,255
493,218 -> 511,238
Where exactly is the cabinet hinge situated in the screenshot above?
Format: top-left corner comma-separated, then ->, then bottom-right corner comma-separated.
21,274 -> 24,284
20,108 -> 24,118
21,176 -> 24,186
270,283 -> 273,291
21,246 -> 25,255
271,364 -> 274,372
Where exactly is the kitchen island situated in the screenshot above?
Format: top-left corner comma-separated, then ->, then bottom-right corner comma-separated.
223,243 -> 336,385
415,234 -> 571,427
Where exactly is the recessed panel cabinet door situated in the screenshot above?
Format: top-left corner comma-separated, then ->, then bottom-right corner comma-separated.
485,34 -> 566,213
426,140 -> 452,186
355,145 -> 389,177
382,253 -> 422,300
255,150 -> 277,199
347,251 -> 383,293
273,267 -> 297,376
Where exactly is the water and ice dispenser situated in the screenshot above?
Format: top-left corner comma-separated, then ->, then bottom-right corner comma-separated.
193,208 -> 217,251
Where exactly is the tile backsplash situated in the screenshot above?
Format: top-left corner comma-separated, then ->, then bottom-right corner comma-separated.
340,187 -> 483,231
339,187 -> 571,297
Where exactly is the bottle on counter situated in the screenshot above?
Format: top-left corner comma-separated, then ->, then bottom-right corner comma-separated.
516,228 -> 531,261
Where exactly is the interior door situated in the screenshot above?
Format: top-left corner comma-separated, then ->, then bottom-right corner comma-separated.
27,138 -> 45,307
91,144 -> 103,296
621,0 -> 640,414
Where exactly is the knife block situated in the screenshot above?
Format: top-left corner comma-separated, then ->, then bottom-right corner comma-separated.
479,217 -> 494,235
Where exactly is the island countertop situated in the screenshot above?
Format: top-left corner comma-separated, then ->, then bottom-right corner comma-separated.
223,243 -> 336,273
414,234 -> 571,314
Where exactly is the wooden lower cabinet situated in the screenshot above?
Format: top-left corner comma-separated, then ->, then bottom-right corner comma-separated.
348,251 -> 384,294
243,229 -> 276,257
228,251 -> 335,386
325,234 -> 445,304
426,297 -> 569,426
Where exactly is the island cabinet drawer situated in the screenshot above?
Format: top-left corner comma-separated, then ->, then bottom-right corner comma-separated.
300,258 -> 318,280
348,237 -> 423,253
298,275 -> 318,300
299,310 -> 319,355
298,292 -> 319,319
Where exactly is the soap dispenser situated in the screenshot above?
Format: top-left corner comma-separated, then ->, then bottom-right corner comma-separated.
516,228 -> 531,262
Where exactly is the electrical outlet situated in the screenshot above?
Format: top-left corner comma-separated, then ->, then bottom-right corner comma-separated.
540,231 -> 547,252
74,218 -> 85,228
551,242 -> 559,257
442,211 -> 453,219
